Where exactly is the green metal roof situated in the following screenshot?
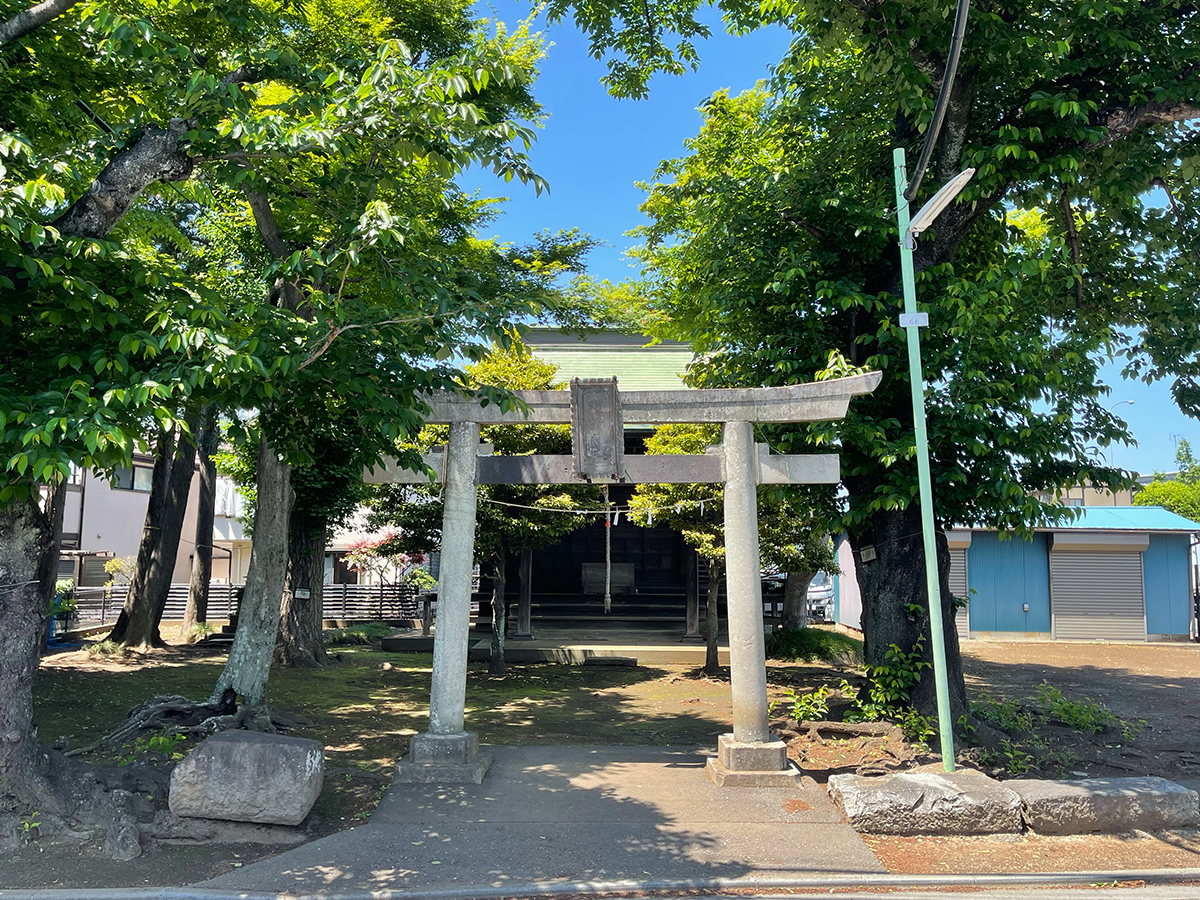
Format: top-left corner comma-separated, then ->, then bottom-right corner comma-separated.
524,329 -> 694,391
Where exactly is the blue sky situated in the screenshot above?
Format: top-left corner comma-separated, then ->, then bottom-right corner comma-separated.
464,2 -> 1196,477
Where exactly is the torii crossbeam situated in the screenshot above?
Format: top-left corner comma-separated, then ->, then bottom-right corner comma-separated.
366,372 -> 880,786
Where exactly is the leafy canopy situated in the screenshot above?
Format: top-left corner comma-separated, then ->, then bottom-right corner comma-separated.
629,0 -> 1199,535
1,0 -> 584,499
1133,439 -> 1200,522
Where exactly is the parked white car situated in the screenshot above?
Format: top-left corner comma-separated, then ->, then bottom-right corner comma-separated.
806,571 -> 833,622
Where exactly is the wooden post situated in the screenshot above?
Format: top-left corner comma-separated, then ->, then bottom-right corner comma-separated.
683,544 -> 701,643
516,548 -> 534,639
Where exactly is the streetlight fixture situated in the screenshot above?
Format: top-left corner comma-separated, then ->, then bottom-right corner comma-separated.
893,147 -> 975,773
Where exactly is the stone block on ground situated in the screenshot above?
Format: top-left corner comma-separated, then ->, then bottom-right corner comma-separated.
828,770 -> 1022,835
104,816 -> 142,860
169,731 -> 324,826
1010,776 -> 1200,835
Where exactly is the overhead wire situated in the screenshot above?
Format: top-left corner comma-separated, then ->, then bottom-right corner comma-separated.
903,0 -> 972,203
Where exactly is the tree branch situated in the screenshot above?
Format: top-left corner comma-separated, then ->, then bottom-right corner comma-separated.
0,0 -> 77,47
936,70 -> 975,183
1059,189 -> 1084,308
221,65 -> 259,86
777,209 -> 829,242
52,119 -> 195,239
1090,101 -> 1200,148
295,318 -> 425,372
242,183 -> 308,314
242,185 -> 290,260
1153,176 -> 1200,265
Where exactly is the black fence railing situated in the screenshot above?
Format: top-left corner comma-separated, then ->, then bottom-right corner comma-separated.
70,582 -> 420,628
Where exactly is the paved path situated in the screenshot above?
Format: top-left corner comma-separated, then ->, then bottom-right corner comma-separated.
201,745 -> 883,895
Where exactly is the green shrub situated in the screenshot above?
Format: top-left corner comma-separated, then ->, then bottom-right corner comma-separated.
764,627 -> 862,665
774,684 -> 834,721
844,638 -> 930,722
181,622 -> 216,643
1036,682 -> 1116,734
119,731 -> 187,766
87,639 -> 120,657
971,695 -> 1034,734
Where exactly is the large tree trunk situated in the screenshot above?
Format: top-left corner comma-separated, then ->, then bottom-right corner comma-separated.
182,406 -> 219,636
275,508 -> 329,668
781,569 -> 815,631
847,502 -> 968,729
107,431 -> 170,644
703,558 -> 722,676
109,417 -> 198,649
210,437 -> 292,709
0,489 -> 63,814
489,552 -> 507,676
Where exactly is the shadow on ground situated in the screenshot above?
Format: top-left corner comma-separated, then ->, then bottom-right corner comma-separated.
199,745 -> 883,895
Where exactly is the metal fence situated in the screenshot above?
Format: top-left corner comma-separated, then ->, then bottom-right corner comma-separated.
71,582 -> 420,628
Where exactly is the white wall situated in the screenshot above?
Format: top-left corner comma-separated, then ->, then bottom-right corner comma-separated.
77,463 -> 205,582
834,536 -> 863,630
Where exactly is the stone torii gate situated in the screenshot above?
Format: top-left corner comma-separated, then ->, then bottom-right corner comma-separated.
366,372 -> 879,786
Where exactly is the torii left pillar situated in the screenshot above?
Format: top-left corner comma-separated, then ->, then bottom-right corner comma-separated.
395,421 -> 492,783
706,420 -> 796,786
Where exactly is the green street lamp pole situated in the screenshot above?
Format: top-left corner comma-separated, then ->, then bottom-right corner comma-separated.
892,146 -> 972,772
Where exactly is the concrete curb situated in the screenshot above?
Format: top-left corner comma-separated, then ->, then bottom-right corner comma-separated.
4,869 -> 1200,900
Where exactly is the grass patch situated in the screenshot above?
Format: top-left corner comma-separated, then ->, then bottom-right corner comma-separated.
325,622 -> 395,646
32,644 -> 839,828
765,626 -> 862,665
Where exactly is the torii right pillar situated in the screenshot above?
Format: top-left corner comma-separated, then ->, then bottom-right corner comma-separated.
707,419 -> 796,786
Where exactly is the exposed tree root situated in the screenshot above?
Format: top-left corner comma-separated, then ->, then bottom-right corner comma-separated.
5,691 -> 315,854
63,689 -> 253,758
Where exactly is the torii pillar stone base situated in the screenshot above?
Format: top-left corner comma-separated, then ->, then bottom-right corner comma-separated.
396,731 -> 492,785
705,734 -> 802,787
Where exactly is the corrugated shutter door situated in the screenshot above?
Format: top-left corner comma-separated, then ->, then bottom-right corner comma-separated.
948,548 -> 969,640
1051,551 -> 1146,641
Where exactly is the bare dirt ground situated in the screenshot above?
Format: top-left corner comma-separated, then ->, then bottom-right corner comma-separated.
867,640 -> 1200,875
3,638 -> 1198,889
960,640 -> 1200,786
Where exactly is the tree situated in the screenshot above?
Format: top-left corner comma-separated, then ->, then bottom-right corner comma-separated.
276,419 -> 377,668
106,410 -> 200,649
0,0 -> 573,815
343,528 -> 433,592
572,0 -> 1200,731
370,345 -> 598,675
1134,439 -> 1200,522
629,424 -> 838,673
182,405 -> 221,638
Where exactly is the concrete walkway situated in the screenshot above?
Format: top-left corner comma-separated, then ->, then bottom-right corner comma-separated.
200,745 -> 883,895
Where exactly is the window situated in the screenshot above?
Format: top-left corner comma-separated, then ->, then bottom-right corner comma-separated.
111,464 -> 154,492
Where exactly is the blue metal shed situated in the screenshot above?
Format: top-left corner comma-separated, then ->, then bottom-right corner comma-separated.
835,506 -> 1198,642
